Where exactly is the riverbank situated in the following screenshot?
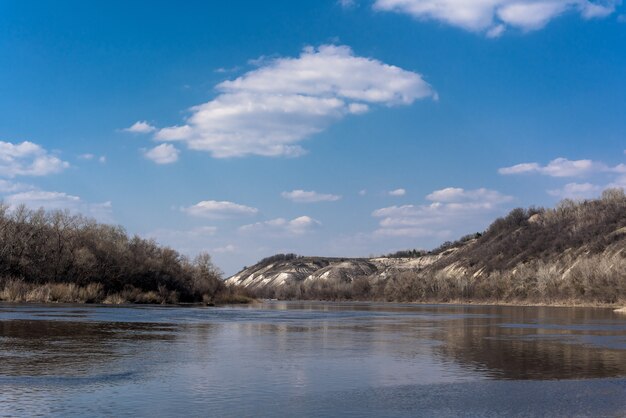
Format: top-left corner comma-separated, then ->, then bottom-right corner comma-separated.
258,297 -> 625,309
412,298 -> 626,309
1,280 -> 621,309
0,280 -> 254,306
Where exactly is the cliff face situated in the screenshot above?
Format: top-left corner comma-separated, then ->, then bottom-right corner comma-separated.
225,251 -> 453,290
226,191 -> 626,303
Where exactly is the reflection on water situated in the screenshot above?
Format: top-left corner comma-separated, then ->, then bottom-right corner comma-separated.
0,302 -> 625,417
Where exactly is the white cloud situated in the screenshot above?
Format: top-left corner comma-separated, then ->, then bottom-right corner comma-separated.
0,141 -> 69,177
4,190 -> 112,221
281,189 -> 342,203
426,187 -> 513,204
388,188 -> 406,196
359,189 -> 367,196
373,0 -> 617,34
501,154 -> 626,199
547,182 -> 603,199
155,44 -> 436,158
79,153 -> 106,163
339,0 -> 357,8
239,215 -> 321,236
0,180 -> 34,193
373,187 -> 512,237
143,144 -> 180,164
124,121 -> 156,134
499,157 -> 625,177
486,24 -> 506,37
182,200 -> 258,219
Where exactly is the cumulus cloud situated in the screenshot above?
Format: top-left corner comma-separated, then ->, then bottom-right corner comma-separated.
155,45 -> 436,158
388,188 -> 406,196
4,190 -> 112,221
373,0 -> 617,35
0,141 -> 69,177
499,157 -> 626,177
182,200 -> 258,219
124,121 -> 156,134
143,144 -> 180,164
373,187 -> 512,237
281,189 -> 342,203
239,216 -> 321,236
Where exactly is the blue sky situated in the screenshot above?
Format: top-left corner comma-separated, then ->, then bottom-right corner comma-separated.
1,0 -> 625,275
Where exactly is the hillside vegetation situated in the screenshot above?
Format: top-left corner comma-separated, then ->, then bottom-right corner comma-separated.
0,204 -> 249,304
228,189 -> 626,305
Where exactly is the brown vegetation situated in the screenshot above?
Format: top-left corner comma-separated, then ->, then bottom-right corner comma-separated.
243,190 -> 626,306
0,204 -> 249,305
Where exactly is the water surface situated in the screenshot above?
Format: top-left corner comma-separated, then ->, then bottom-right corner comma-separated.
1,302 -> 625,417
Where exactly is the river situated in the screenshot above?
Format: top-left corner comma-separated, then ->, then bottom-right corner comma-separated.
1,302 -> 625,417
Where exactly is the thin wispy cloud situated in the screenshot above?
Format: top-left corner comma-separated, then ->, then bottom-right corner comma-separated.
426,187 -> 513,204
373,0 -> 618,36
4,190 -> 112,221
281,189 -> 342,203
78,153 -> 107,163
547,182 -> 603,199
155,44 -> 436,158
239,216 -> 321,236
338,0 -> 357,8
182,200 -> 259,219
0,179 -> 34,193
499,157 -> 626,177
212,244 -> 237,253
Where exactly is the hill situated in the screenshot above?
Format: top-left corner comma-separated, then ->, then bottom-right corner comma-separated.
226,189 -> 626,305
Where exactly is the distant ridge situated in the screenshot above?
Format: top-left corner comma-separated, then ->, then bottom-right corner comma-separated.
226,189 -> 626,304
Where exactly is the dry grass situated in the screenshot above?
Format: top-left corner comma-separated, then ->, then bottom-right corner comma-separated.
252,252 -> 626,307
0,278 -> 250,306
0,280 -> 104,303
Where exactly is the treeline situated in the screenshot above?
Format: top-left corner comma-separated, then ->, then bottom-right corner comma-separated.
439,188 -> 626,272
0,204 -> 250,304
257,253 -> 302,265
384,233 -> 482,259
249,190 -> 626,305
